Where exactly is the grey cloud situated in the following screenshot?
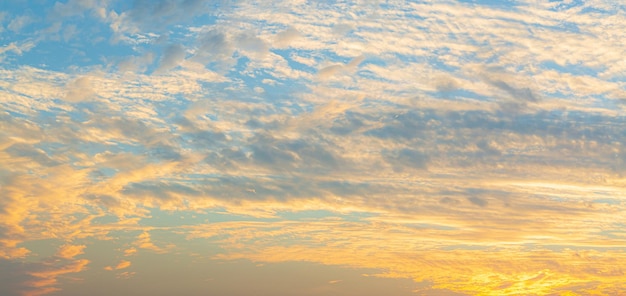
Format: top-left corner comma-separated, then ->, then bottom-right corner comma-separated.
123,181 -> 200,200
92,116 -> 165,145
147,144 -> 182,161
112,118 -> 155,139
127,0 -> 214,29
235,31 -> 269,55
439,197 -> 460,205
172,116 -> 227,149
197,30 -> 232,55
184,130 -> 226,148
4,143 -> 60,167
191,29 -> 235,70
467,196 -> 488,207
244,118 -> 264,129
332,23 -> 354,35
443,109 -> 624,143
489,79 -> 538,102
0,259 -> 38,296
91,152 -> 146,171
274,27 -> 301,47
0,172 -> 16,217
366,111 -> 429,140
329,110 -> 376,135
155,44 -> 186,73
203,148 -> 248,170
84,194 -> 121,208
611,150 -> 626,173
333,106 -> 626,173
123,175 -> 324,202
433,74 -> 461,93
118,52 -> 155,73
328,106 -> 622,175
329,116 -> 364,135
172,116 -> 196,130
383,148 -> 429,171
319,180 -> 376,198
64,76 -> 95,103
476,140 -> 501,157
114,172 -> 427,206
209,175 -> 322,201
48,0 -> 101,20
247,134 -> 344,172
284,139 -> 340,169
250,141 -> 297,169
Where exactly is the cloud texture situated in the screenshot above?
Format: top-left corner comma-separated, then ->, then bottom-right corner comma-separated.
1,0 -> 625,295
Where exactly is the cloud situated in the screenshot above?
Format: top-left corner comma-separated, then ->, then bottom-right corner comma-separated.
383,148 -> 429,171
155,44 -> 186,73
126,0 -> 211,29
118,52 -> 156,73
489,79 -> 538,103
7,15 -> 32,33
1,0 -> 626,295
467,196 -> 488,207
26,258 -> 90,295
318,55 -> 365,79
115,260 -> 131,270
317,64 -> 344,79
235,31 -> 269,56
48,0 -> 104,20
0,41 -> 36,62
63,76 -> 96,102
123,248 -> 137,256
204,218 -> 626,295
189,29 -> 236,71
55,245 -> 86,260
133,232 -> 168,253
0,259 -> 40,296
105,260 -> 131,271
273,27 -> 301,47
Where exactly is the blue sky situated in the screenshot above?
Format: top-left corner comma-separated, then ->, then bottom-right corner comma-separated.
1,0 -> 626,295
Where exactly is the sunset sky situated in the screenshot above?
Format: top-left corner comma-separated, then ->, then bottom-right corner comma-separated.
1,0 -> 625,295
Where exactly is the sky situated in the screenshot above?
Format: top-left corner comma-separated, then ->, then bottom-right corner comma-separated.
0,0 -> 625,295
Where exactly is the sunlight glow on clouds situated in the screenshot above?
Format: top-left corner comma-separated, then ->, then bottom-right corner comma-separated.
1,0 -> 625,295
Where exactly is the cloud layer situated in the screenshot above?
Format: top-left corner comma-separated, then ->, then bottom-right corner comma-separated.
1,0 -> 625,295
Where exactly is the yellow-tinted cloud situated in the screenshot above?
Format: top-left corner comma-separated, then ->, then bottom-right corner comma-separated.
123,247 -> 137,256
55,244 -> 86,260
115,260 -> 131,270
206,220 -> 626,295
134,231 -> 167,253
26,258 -> 90,296
105,260 -> 131,271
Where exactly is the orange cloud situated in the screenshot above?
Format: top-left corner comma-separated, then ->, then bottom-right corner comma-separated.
55,244 -> 86,260
104,260 -> 131,271
115,260 -> 131,270
26,259 -> 90,296
134,231 -> 167,253
123,247 -> 137,256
